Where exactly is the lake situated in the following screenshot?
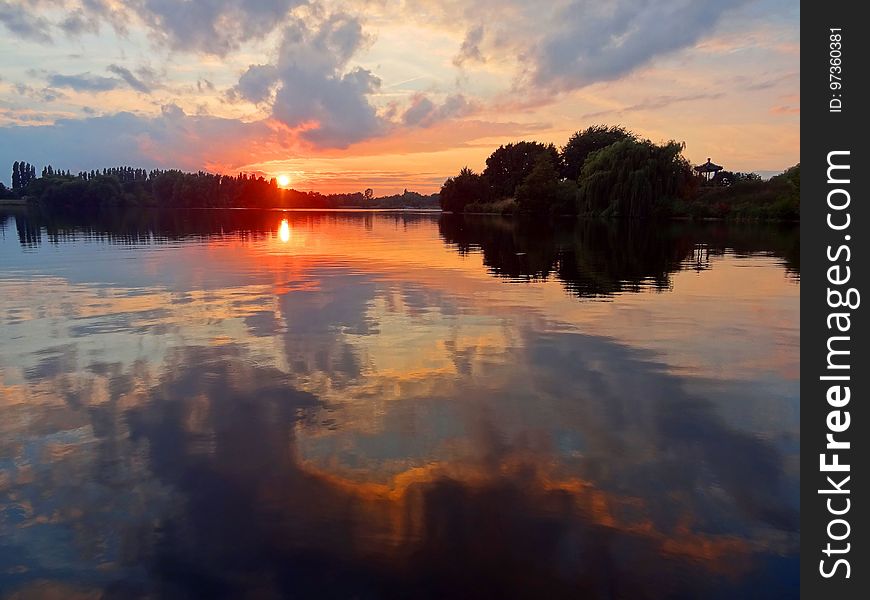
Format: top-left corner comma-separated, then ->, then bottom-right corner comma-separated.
0,209 -> 799,598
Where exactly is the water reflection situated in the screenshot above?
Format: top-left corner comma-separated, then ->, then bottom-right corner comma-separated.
439,215 -> 799,295
278,219 -> 291,243
0,209 -> 799,598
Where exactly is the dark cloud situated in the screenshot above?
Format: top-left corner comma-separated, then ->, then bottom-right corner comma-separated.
5,1 -> 300,53
132,0 -> 305,56
197,78 -> 215,93
231,13 -> 385,148
453,24 -> 485,67
230,64 -> 279,104
402,93 -> 475,127
531,0 -> 747,90
80,0 -> 129,34
271,14 -> 383,147
109,316 -> 797,597
0,1 -> 53,42
13,82 -> 66,103
58,7 -> 99,36
107,63 -> 155,93
47,72 -> 121,92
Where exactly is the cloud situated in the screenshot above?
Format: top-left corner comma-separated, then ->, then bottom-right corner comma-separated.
730,72 -> 798,92
770,105 -> 799,115
4,0 -> 302,53
13,83 -> 66,103
79,0 -> 129,34
0,0 -> 798,176
132,0 -> 305,56
528,0 -> 747,91
232,13 -> 385,148
402,93 -> 475,127
230,64 -> 280,104
58,7 -> 99,36
40,65 -> 157,95
580,92 -> 724,119
453,25 -> 485,66
0,106 -> 279,176
47,72 -> 121,92
106,64 -> 155,93
0,0 -> 53,42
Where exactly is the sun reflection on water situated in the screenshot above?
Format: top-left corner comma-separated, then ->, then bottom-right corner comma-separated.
278,219 -> 291,243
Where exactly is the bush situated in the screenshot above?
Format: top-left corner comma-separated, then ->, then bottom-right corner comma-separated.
464,198 -> 518,214
674,164 -> 800,221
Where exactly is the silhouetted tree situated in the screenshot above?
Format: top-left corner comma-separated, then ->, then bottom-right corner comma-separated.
364,188 -> 374,201
440,167 -> 490,212
483,141 -> 560,198
13,161 -> 37,190
515,154 -> 560,213
561,125 -> 634,181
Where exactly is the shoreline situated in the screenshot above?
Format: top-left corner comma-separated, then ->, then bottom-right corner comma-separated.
2,202 -> 799,222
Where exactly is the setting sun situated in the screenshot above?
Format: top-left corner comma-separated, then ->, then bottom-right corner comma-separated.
277,174 -> 291,188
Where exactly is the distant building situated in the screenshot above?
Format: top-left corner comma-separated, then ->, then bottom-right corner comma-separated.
694,158 -> 723,182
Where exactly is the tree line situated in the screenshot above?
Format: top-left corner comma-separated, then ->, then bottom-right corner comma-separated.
1,162 -> 438,209
439,125 -> 800,220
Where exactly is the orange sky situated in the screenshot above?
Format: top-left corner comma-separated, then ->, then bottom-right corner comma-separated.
0,0 -> 799,194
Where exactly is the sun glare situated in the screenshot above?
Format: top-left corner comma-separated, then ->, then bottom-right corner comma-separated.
277,174 -> 291,187
278,219 -> 291,243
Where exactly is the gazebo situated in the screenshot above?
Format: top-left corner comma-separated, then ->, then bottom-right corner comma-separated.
694,158 -> 723,182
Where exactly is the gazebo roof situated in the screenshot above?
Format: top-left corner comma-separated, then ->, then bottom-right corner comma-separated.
694,158 -> 723,173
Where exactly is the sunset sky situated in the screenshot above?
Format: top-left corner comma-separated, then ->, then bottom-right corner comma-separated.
0,0 -> 799,194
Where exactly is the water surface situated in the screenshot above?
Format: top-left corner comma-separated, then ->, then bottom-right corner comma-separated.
0,209 -> 799,598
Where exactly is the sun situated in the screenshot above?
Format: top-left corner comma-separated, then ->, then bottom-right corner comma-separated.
277,174 -> 291,188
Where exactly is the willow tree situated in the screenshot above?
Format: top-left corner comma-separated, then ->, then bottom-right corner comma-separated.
578,139 -> 693,218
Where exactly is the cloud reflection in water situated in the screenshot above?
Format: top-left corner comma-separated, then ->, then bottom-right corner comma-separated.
0,211 -> 799,598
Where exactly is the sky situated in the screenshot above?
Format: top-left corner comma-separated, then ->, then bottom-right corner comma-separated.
0,0 -> 799,194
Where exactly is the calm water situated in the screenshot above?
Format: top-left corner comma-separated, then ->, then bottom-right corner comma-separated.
0,209 -> 799,599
